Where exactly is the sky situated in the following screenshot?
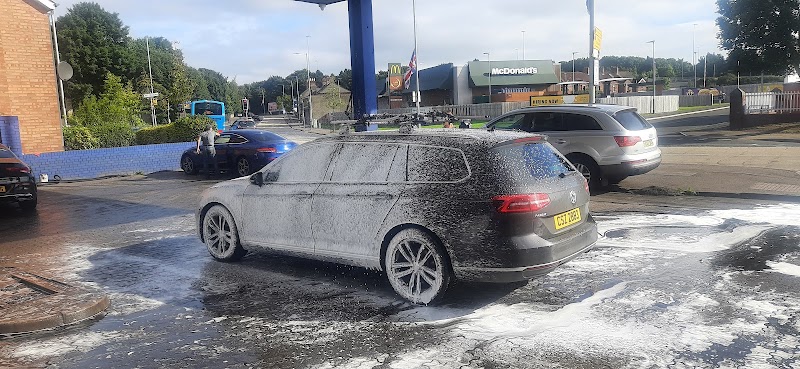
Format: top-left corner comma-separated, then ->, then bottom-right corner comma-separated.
53,0 -> 726,84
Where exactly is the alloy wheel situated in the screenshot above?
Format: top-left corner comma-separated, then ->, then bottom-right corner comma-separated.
386,232 -> 447,304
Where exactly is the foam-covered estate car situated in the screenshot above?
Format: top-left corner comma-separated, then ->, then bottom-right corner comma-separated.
195,129 -> 597,304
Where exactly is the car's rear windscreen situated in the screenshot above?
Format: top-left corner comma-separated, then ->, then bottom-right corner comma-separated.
613,110 -> 653,131
491,142 -> 575,182
252,131 -> 287,142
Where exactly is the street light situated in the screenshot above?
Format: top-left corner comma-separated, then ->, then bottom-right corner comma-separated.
483,52 -> 492,103
647,40 -> 656,114
572,51 -> 578,94
305,36 -> 313,128
692,23 -> 697,88
521,31 -> 526,60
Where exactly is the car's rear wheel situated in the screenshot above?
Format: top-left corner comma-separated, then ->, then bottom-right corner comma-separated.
567,154 -> 601,190
181,155 -> 198,175
203,205 -> 246,262
384,228 -> 451,305
236,157 -> 251,177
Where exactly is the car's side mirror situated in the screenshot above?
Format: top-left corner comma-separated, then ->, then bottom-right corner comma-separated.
250,172 -> 264,187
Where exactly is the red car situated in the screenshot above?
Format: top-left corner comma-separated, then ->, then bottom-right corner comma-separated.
0,144 -> 37,211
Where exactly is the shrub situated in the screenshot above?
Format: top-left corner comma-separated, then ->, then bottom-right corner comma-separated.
135,115 -> 213,145
63,125 -> 99,150
90,122 -> 136,148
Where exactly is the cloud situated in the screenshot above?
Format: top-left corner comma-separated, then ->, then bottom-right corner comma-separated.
54,0 -> 725,83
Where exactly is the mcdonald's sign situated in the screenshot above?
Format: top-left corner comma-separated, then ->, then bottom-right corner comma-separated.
388,63 -> 403,92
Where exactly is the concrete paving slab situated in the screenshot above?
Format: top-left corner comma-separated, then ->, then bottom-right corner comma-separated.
0,268 -> 109,335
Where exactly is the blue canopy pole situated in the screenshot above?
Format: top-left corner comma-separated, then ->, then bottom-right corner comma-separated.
347,0 -> 377,119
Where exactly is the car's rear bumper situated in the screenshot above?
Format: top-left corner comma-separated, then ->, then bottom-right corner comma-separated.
600,151 -> 662,181
0,180 -> 36,203
452,218 -> 598,283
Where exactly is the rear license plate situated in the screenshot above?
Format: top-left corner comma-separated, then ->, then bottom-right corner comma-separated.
0,185 -> 5,193
554,208 -> 581,230
643,139 -> 654,148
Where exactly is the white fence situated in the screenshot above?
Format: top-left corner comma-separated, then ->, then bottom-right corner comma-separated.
380,102 -> 531,118
378,96 -> 680,118
745,92 -> 800,114
596,96 -> 679,114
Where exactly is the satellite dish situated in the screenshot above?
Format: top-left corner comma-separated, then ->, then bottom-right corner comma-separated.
57,61 -> 73,81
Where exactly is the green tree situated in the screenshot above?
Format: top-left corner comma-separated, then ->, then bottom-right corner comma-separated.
169,51 -> 195,120
57,2 -> 131,104
337,69 -> 353,91
717,0 -> 800,75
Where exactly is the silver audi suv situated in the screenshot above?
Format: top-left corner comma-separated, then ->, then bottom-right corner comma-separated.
486,104 -> 662,189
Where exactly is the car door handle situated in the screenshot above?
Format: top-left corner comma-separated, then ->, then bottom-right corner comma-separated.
296,192 -> 312,198
555,139 -> 567,144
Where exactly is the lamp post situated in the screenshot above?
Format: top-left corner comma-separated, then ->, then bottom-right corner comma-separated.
483,52 -> 492,103
647,40 -> 656,114
692,23 -> 697,88
305,36 -> 313,127
521,31 -> 526,60
572,51 -> 578,94
146,36 -> 157,126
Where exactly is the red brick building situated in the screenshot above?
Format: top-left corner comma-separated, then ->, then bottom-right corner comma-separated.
0,0 -> 63,153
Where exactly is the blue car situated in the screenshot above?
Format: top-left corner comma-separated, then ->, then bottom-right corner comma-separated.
181,129 -> 297,177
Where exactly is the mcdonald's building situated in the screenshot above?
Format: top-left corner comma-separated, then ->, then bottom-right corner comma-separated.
379,59 -> 563,109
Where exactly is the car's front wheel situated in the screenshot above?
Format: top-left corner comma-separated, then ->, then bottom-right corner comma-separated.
202,205 -> 246,262
181,155 -> 198,175
384,228 -> 451,305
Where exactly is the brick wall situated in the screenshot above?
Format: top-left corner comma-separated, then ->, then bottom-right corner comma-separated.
0,0 -> 64,154
21,142 -> 194,181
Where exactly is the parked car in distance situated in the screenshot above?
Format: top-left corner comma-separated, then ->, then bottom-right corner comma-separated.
0,144 -> 37,211
181,129 -> 297,177
195,129 -> 597,304
486,104 -> 662,189
230,119 -> 256,130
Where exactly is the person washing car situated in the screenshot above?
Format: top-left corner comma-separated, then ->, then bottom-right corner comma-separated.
196,125 -> 220,178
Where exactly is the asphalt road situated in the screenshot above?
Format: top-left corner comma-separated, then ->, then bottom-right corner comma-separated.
648,107 -> 800,147
0,172 -> 798,368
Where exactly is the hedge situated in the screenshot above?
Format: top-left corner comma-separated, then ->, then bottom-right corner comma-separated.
135,115 -> 213,145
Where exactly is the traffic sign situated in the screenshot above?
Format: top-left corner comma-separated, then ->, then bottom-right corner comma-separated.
143,92 -> 160,98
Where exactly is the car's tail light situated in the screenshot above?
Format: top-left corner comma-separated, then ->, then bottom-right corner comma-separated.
6,166 -> 30,174
614,136 -> 642,147
257,147 -> 277,153
492,194 -> 551,213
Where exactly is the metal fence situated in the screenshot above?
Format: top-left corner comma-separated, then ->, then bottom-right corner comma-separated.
678,95 -> 713,107
379,102 -> 531,119
745,92 -> 800,114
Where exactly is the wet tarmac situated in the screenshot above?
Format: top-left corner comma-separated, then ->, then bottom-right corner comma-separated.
0,174 -> 799,368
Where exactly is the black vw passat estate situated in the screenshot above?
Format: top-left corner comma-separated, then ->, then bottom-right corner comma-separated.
196,129 -> 597,304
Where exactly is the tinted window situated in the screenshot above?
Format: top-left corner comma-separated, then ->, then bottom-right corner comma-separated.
490,114 -> 531,131
195,102 -> 223,116
228,134 -> 247,144
492,143 -> 574,181
532,112 -> 564,132
562,113 -> 602,130
613,110 -> 652,131
265,143 -> 336,183
0,149 -> 15,159
328,143 -> 402,183
408,145 -> 469,182
251,131 -> 287,142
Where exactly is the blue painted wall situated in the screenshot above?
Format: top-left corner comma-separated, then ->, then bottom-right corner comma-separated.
0,116 -> 23,156
21,142 -> 194,181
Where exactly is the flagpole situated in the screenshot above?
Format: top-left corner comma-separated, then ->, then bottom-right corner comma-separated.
412,0 -> 421,115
